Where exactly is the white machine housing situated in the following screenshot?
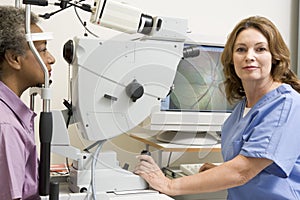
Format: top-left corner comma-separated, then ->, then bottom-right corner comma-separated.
52,14 -> 187,194
90,0 -> 157,35
151,111 -> 230,132
90,0 -> 143,33
72,16 -> 187,141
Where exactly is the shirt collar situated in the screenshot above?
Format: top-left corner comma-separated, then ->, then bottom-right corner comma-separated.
0,81 -> 36,131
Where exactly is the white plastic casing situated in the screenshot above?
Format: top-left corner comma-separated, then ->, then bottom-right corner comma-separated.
90,0 -> 142,34
71,17 -> 187,141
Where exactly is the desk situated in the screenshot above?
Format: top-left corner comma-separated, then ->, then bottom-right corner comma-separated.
130,133 -> 227,200
41,182 -> 174,200
130,132 -> 221,167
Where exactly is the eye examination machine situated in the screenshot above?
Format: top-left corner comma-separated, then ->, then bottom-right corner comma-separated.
54,7 -> 187,199
23,0 -> 188,199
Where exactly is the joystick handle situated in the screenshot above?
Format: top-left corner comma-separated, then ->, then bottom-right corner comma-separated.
141,150 -> 151,156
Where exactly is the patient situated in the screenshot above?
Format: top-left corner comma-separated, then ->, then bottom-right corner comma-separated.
0,6 -> 55,200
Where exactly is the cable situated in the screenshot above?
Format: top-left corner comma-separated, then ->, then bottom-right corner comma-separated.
39,0 -> 99,38
166,152 -> 173,167
39,2 -> 73,19
73,6 -> 99,38
65,157 -> 70,173
91,140 -> 105,200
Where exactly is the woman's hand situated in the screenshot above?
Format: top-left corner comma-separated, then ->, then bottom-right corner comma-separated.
199,163 -> 218,172
134,154 -> 173,195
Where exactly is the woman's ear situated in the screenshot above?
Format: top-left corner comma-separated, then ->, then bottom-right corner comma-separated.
4,50 -> 22,70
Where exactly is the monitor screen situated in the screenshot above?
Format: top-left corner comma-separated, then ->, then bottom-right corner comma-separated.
150,43 -> 235,145
160,44 -> 234,113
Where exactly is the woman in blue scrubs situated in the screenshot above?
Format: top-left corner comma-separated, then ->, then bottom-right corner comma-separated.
134,16 -> 300,200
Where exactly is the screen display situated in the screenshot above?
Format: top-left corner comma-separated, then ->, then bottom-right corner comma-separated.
161,44 -> 234,112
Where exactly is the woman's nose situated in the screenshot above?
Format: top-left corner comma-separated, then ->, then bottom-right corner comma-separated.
245,49 -> 255,62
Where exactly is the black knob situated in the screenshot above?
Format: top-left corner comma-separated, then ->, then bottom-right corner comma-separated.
141,150 -> 151,156
126,79 -> 144,102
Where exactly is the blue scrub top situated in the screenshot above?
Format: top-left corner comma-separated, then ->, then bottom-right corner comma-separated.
221,84 -> 300,200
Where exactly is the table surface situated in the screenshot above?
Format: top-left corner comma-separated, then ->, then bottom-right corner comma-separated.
129,132 -> 221,152
41,182 -> 174,200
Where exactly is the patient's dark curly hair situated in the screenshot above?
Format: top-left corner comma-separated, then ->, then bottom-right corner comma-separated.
0,6 -> 39,64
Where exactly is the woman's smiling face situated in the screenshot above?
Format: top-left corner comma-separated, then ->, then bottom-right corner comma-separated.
233,28 -> 272,84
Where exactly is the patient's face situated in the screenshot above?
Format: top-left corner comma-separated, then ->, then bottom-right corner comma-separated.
19,24 -> 55,88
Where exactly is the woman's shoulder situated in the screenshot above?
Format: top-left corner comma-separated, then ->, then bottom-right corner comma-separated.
277,84 -> 300,104
278,83 -> 300,94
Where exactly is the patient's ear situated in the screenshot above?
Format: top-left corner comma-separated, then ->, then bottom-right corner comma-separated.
4,50 -> 22,70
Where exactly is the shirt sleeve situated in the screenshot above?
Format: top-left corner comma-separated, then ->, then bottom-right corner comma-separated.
0,123 -> 26,199
240,96 -> 300,177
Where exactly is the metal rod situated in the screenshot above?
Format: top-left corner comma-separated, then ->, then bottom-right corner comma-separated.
15,0 -> 21,8
25,5 -> 51,112
25,5 -> 53,196
30,94 -> 36,111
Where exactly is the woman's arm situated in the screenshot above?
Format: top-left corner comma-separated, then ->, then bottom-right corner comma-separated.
134,154 -> 272,196
199,162 -> 219,172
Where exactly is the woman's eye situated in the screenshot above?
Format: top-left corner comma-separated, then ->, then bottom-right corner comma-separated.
236,47 -> 246,52
256,47 -> 267,52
